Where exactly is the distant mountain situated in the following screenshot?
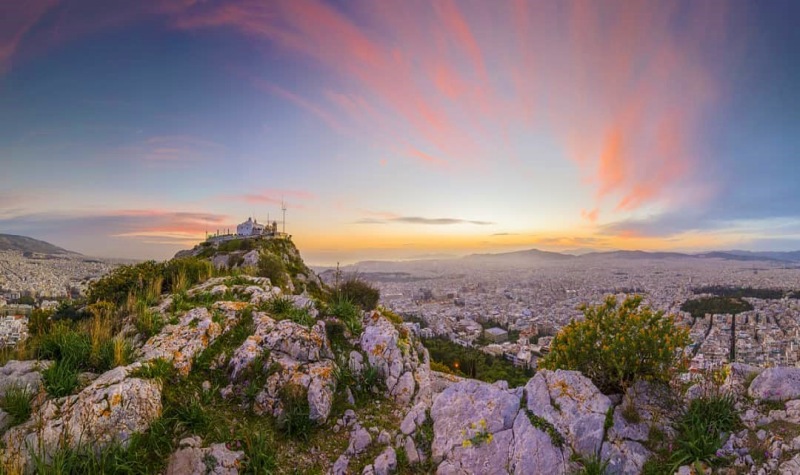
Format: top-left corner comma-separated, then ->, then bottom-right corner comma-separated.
582,250 -> 691,260
0,234 -> 78,255
342,247 -> 800,270
464,248 -> 576,262
721,250 -> 800,262
694,251 -> 780,262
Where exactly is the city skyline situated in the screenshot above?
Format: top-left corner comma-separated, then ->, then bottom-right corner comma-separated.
2,1 -> 799,264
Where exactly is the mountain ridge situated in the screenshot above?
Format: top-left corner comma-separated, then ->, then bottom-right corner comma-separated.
334,247 -> 800,269
0,233 -> 79,255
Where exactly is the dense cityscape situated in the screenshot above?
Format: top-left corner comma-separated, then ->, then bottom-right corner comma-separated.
348,255 -> 800,371
0,250 -> 116,347
4,245 -> 800,377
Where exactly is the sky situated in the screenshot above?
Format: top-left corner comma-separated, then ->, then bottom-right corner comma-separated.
1,0 -> 799,265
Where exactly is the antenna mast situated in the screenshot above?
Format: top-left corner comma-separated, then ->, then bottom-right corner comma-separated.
281,199 -> 287,234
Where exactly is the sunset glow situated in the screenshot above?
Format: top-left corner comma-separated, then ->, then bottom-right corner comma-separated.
1,1 -> 799,263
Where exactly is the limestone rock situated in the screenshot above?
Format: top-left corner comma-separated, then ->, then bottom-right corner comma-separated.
601,439 -> 651,475
781,453 -> 800,474
0,410 -> 11,434
509,410 -> 569,474
332,454 -> 350,475
166,439 -> 244,475
2,364 -> 161,473
431,379 -> 519,473
373,446 -> 397,475
211,254 -> 230,269
347,426 -> 373,456
0,360 -> 50,397
242,250 -> 260,267
360,313 -> 431,406
140,307 -> 234,375
231,316 -> 337,423
391,371 -> 416,405
749,367 -> 800,401
525,369 -> 611,456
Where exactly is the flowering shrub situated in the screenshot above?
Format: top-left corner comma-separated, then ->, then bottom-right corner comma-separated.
539,295 -> 691,393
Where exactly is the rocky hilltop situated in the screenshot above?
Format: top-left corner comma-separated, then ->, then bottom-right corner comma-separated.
2,238 -> 800,474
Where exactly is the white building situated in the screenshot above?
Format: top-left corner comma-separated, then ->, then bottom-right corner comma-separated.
236,217 -> 267,236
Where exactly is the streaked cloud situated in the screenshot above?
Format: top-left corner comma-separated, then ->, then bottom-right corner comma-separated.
0,0 -> 58,72
175,0 -> 734,218
0,209 -> 231,258
356,215 -> 493,226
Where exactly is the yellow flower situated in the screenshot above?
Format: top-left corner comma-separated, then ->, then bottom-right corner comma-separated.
462,440 -> 472,448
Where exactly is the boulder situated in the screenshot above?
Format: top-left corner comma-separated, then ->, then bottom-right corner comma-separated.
346,426 -> 373,456
360,314 -> 431,405
2,364 -> 161,473
242,250 -> 260,267
601,439 -> 651,475
140,307 -> 233,375
0,360 -> 50,397
749,367 -> 800,401
373,446 -> 397,475
431,379 -> 520,473
525,370 -> 611,457
166,437 -> 244,475
231,316 -> 337,423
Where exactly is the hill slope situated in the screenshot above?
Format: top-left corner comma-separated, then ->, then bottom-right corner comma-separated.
0,233 -> 77,255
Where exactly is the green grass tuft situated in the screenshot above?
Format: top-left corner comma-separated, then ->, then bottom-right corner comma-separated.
0,384 -> 34,426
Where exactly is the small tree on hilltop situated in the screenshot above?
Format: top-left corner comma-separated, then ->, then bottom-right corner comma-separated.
538,295 -> 691,394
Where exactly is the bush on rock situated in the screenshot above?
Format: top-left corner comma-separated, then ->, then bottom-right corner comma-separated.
539,295 -> 690,394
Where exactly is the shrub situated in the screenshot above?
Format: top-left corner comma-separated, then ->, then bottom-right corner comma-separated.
0,384 -> 34,426
257,252 -> 288,290
52,301 -> 86,322
538,295 -> 691,394
42,360 -> 81,398
325,319 -> 348,351
430,361 -> 454,374
379,306 -> 403,326
27,309 -> 53,336
336,277 -> 380,311
134,300 -> 164,339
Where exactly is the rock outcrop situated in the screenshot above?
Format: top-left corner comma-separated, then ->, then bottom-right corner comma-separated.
228,310 -> 337,423
526,369 -> 611,457
360,313 -> 432,406
166,436 -> 244,475
749,367 -> 800,401
140,305 -> 239,376
1,363 -> 161,473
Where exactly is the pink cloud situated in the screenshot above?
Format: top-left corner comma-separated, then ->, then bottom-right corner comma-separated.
0,0 -> 59,72
172,1 -> 733,219
581,208 -> 600,224
4,1 -> 733,221
223,189 -> 317,210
